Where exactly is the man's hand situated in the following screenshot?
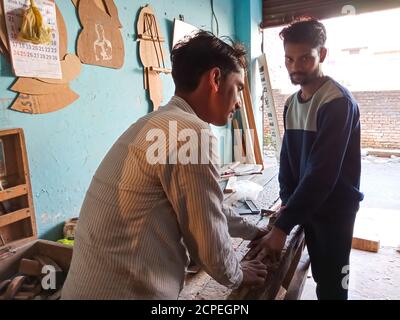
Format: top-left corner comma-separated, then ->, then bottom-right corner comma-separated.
240,260 -> 268,287
252,227 -> 268,240
246,226 -> 287,263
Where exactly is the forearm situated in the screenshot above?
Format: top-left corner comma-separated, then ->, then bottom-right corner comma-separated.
222,204 -> 261,240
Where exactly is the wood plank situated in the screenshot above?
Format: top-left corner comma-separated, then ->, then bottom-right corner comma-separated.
224,176 -> 237,193
0,209 -> 31,228
352,236 -> 380,253
17,131 -> 37,239
232,119 -> 244,162
228,226 -> 305,299
243,73 -> 263,166
285,252 -> 311,300
0,184 -> 27,202
282,240 -> 304,289
239,93 -> 255,164
0,128 -> 20,137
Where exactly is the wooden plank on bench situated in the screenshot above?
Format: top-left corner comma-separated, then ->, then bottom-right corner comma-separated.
285,251 -> 311,300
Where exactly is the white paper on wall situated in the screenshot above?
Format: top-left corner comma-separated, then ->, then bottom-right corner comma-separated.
172,19 -> 199,48
3,0 -> 61,79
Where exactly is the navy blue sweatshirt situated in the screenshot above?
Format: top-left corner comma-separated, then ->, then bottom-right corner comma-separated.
275,77 -> 364,235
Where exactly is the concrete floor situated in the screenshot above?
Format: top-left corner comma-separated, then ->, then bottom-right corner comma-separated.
301,155 -> 400,300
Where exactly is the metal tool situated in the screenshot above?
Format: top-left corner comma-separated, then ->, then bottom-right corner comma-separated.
235,199 -> 261,215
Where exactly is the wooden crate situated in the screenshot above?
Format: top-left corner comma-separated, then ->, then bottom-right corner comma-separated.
0,128 -> 72,300
0,240 -> 73,283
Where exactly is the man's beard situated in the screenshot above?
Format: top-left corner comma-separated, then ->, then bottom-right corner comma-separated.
289,70 -> 319,85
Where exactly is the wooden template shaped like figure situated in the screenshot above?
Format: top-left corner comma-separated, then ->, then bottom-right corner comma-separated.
137,5 -> 171,111
76,0 -> 124,68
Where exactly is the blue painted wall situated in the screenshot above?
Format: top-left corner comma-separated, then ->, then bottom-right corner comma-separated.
0,0 -> 259,239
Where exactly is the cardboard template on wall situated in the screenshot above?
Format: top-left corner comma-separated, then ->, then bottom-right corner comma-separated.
72,0 -> 121,28
147,70 -> 163,111
37,53 -> 81,84
11,78 -> 69,95
56,3 -> 68,60
76,0 -> 124,69
137,5 -> 171,111
103,0 -> 122,28
10,89 -> 79,114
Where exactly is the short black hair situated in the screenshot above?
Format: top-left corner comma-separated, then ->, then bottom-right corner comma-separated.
279,17 -> 327,48
171,31 -> 246,92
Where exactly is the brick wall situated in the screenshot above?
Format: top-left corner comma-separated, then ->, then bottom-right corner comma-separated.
264,90 -> 400,149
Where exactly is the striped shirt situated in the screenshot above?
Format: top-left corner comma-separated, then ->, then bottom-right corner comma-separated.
61,96 -> 259,299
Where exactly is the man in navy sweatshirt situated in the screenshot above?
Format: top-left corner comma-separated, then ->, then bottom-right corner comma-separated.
248,18 -> 363,300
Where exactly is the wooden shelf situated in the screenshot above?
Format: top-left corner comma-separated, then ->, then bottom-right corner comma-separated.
0,128 -> 36,248
0,184 -> 28,202
0,209 -> 31,228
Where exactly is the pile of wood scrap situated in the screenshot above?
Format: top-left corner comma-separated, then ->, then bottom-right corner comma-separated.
0,255 -> 66,300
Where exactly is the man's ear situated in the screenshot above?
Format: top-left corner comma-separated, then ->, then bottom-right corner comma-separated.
209,67 -> 222,92
319,47 -> 328,63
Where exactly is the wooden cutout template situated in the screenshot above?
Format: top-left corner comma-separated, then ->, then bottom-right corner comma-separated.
77,0 -> 124,68
147,69 -> 162,111
37,54 -> 81,84
73,0 -> 122,28
11,78 -> 69,95
10,88 -> 79,114
103,0 -> 122,28
56,3 -> 68,60
137,5 -> 171,111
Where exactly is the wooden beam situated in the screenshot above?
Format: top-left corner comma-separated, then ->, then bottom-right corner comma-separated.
0,184 -> 28,202
285,252 -> 311,300
224,176 -> 237,193
243,73 -> 263,166
352,236 -> 380,253
138,34 -> 165,42
0,209 -> 31,228
149,66 -> 172,73
239,93 -> 255,164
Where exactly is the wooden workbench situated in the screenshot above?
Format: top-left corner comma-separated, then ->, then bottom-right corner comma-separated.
178,164 -> 310,300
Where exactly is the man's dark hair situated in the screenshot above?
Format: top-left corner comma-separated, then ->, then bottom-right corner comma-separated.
279,17 -> 327,48
171,31 -> 246,92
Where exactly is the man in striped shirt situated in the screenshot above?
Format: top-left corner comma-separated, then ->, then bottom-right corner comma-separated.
62,31 -> 267,299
